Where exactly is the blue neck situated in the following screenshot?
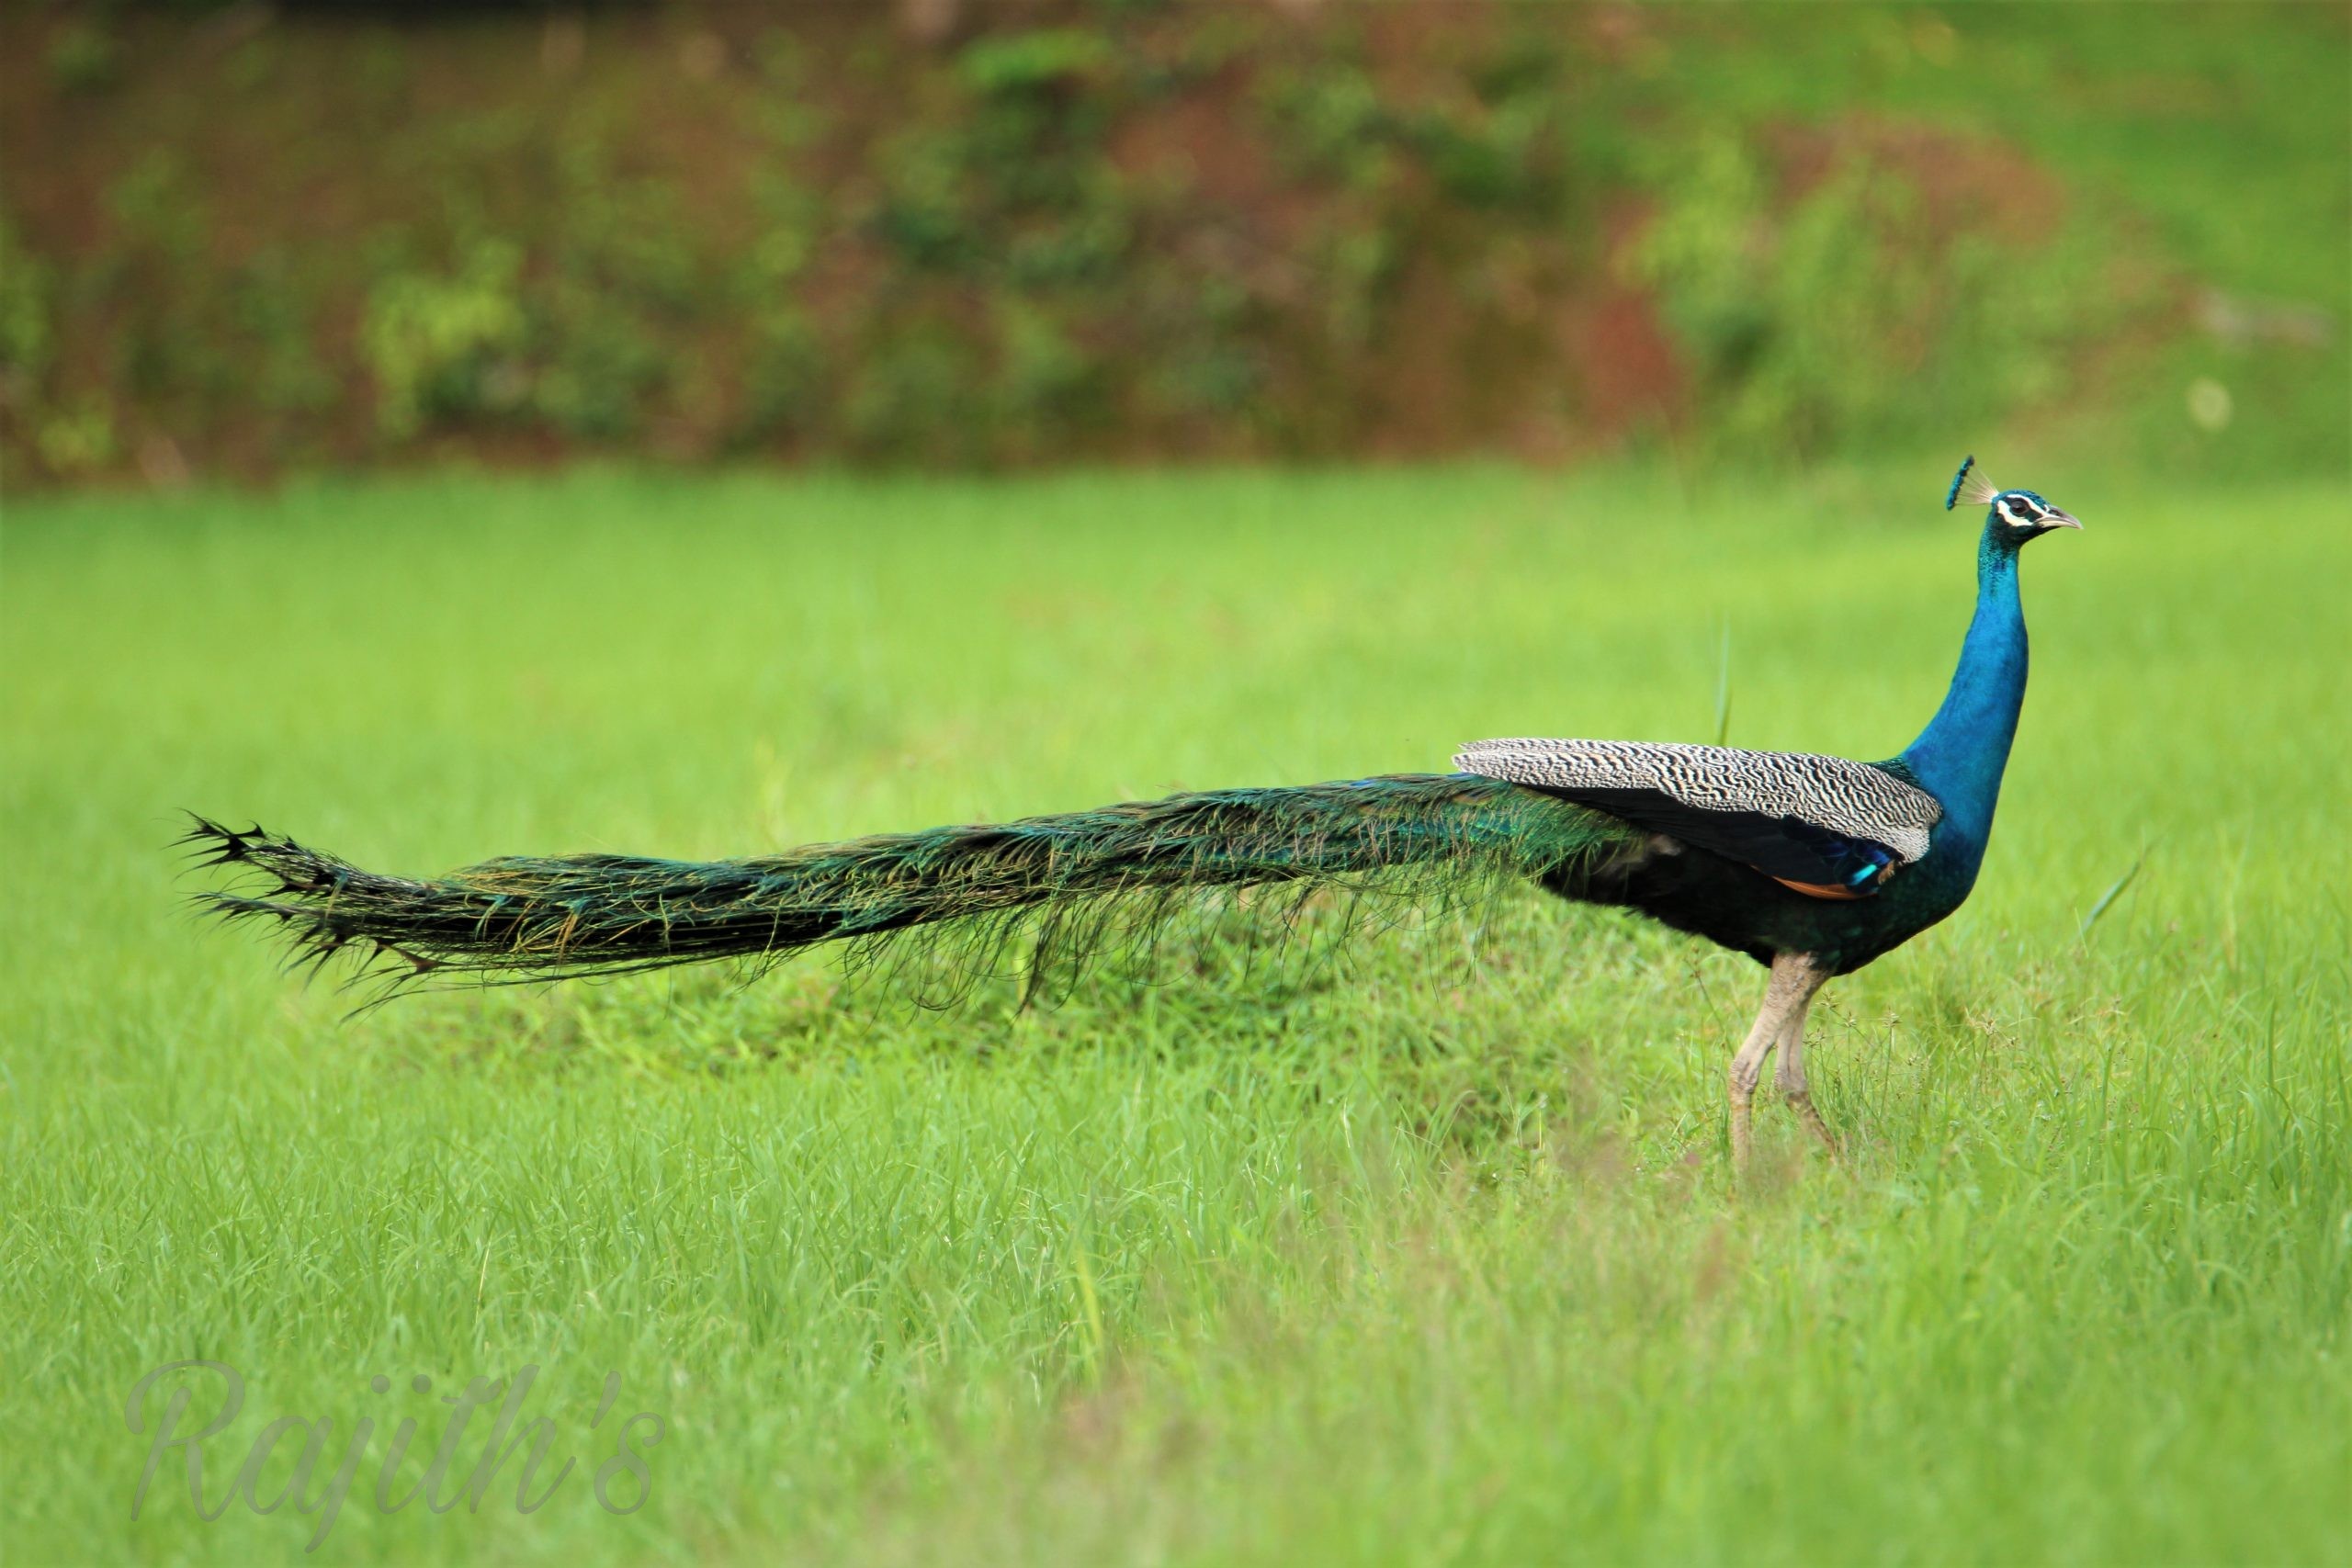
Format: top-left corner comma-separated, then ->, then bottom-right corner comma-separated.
1899,524 -> 2029,844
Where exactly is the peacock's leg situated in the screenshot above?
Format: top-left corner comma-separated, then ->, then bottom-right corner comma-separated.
1771,957 -> 1838,1157
1728,953 -> 1833,1170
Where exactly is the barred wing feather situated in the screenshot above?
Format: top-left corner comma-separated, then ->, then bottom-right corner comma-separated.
1453,738 -> 1941,897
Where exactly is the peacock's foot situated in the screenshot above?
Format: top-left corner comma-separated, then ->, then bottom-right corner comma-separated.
1728,952 -> 1835,1179
1782,1089 -> 1842,1162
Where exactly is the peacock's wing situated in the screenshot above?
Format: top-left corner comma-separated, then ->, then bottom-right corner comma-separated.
1453,738 -> 1941,897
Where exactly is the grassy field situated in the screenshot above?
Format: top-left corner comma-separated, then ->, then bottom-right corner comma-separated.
4,464 -> 2347,1565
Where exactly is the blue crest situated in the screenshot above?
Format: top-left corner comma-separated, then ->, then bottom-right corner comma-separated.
1944,457 -> 1974,511
1945,455 -> 2000,512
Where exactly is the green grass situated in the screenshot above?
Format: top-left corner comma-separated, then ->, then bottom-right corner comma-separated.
4,464 -> 2347,1565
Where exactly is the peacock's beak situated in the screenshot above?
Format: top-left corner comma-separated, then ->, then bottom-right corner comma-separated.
2042,509 -> 2083,530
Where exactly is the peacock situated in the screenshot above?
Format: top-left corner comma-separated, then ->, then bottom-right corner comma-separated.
189,458 -> 2078,1165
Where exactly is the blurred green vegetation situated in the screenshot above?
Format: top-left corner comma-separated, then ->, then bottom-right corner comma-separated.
0,3 -> 2343,482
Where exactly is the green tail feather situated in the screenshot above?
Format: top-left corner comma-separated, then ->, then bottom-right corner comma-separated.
184,774 -> 1634,1000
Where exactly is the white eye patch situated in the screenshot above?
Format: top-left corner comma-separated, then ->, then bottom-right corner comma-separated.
1997,497 -> 2043,527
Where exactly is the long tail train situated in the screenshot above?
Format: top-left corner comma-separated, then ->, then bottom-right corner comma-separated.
186,775 -> 1635,998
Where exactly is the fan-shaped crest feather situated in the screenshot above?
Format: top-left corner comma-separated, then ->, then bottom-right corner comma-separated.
1946,454 -> 2002,511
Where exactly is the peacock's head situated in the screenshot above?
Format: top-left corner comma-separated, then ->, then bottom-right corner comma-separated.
1945,456 -> 2080,548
